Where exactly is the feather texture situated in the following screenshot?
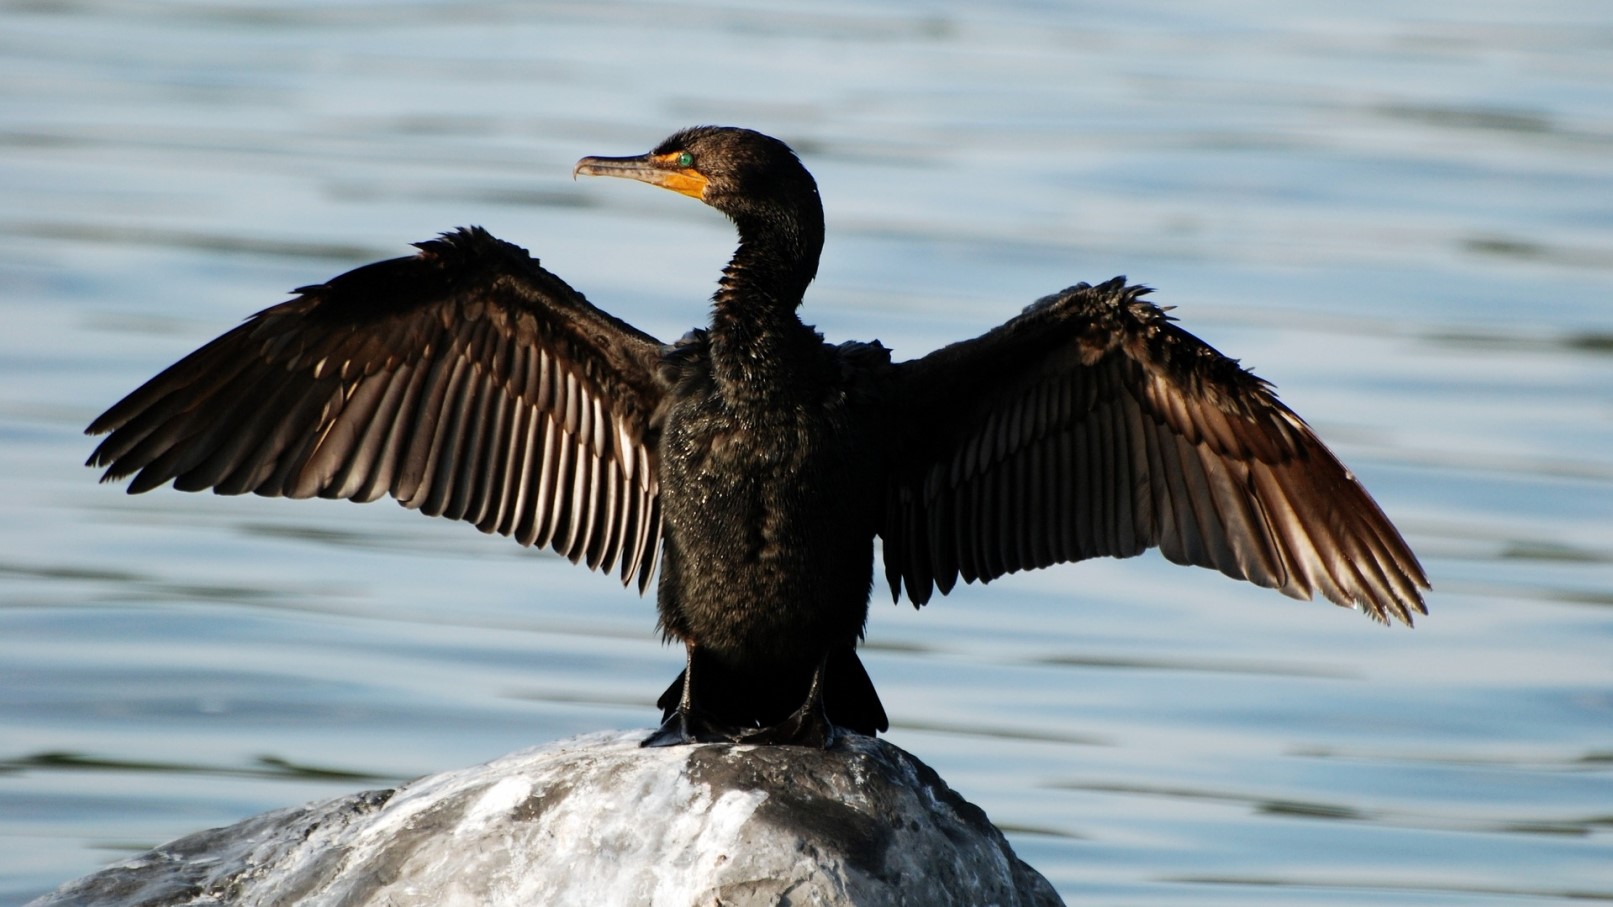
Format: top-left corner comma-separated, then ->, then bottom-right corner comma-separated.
883,279 -> 1428,625
87,227 -> 666,592
85,126 -> 1430,745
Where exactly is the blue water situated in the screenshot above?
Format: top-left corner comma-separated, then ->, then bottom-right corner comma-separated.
3,1 -> 1612,904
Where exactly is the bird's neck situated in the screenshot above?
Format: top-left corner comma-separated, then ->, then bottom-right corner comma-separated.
707,212 -> 823,397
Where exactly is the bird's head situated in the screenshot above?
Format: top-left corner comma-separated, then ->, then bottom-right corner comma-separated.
575,126 -> 821,236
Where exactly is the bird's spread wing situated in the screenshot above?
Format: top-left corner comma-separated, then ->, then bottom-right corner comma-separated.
87,227 -> 667,590
881,279 -> 1428,624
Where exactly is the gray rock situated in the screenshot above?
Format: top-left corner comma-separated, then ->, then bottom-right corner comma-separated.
30,731 -> 1064,907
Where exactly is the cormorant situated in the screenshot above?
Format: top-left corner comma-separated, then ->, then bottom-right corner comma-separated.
86,126 -> 1428,747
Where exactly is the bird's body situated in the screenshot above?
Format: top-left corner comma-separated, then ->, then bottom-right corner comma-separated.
87,126 -> 1428,746
653,327 -> 892,733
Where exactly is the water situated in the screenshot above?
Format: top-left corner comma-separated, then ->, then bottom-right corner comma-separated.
3,1 -> 1611,903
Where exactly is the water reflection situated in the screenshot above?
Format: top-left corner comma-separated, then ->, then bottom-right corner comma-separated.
1168,875 -> 1613,904
1374,102 -> 1557,136
5,222 -> 380,263
3,752 -> 390,786
1034,653 -> 1357,679
1057,774 -> 1610,838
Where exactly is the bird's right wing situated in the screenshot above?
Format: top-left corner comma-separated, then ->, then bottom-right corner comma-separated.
87,227 -> 667,591
881,279 -> 1428,624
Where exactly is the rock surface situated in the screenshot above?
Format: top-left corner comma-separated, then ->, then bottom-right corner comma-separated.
30,731 -> 1064,907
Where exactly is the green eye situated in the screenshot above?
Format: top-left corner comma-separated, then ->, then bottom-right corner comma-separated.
676,151 -> 694,168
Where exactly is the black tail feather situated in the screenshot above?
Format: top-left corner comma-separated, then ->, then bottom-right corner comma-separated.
655,646 -> 888,736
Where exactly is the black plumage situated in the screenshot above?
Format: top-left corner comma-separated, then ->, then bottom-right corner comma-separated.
87,126 -> 1428,746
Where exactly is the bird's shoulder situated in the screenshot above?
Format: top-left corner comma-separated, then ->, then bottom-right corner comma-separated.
278,227 -> 567,326
1020,279 -> 1275,413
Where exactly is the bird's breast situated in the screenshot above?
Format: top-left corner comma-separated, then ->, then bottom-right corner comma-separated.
651,379 -> 885,665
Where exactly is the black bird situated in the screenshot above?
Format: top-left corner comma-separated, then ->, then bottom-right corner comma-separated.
86,126 -> 1428,747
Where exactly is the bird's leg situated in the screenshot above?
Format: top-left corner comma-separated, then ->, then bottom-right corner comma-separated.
737,654 -> 838,749
642,642 -> 745,747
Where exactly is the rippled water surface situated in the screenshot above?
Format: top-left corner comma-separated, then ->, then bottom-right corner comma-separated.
3,2 -> 1612,904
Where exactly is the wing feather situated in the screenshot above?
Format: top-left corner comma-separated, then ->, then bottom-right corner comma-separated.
87,227 -> 667,592
884,279 -> 1428,623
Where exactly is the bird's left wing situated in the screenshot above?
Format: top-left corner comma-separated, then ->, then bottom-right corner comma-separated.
880,279 -> 1428,624
87,227 -> 667,590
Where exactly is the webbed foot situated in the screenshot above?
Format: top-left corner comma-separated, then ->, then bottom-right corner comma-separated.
641,707 -> 749,747
733,698 -> 840,748
641,644 -> 860,748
